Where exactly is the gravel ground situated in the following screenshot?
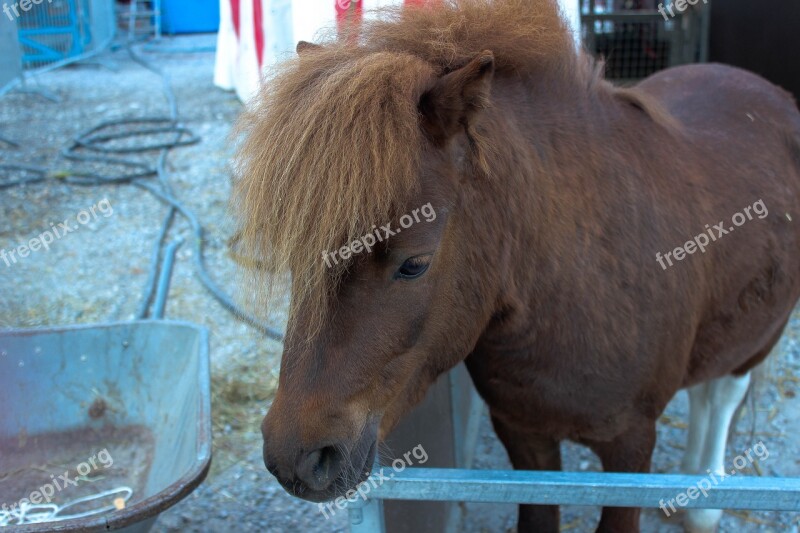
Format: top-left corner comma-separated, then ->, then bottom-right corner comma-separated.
0,35 -> 798,533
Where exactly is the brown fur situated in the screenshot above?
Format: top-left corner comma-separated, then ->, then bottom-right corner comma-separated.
238,1 -> 800,532
233,52 -> 432,335
233,0 -> 580,335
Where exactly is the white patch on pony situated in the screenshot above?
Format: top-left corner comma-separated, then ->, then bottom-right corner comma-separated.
682,372 -> 751,533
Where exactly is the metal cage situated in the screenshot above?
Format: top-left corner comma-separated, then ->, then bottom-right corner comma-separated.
581,0 -> 711,83
13,0 -> 113,71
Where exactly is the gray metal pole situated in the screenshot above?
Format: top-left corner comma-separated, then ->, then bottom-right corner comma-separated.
348,496 -> 386,533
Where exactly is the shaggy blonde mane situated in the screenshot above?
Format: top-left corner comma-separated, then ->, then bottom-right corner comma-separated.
232,0 -> 575,335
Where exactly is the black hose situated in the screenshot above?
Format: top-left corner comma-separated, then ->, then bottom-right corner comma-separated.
0,135 -> 19,149
0,41 -> 285,343
136,207 -> 176,320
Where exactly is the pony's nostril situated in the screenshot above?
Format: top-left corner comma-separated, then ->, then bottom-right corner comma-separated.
296,445 -> 343,491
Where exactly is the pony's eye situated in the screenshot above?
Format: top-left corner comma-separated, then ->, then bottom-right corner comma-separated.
394,255 -> 432,280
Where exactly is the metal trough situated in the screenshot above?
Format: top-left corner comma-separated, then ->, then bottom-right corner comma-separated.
0,319 -> 211,532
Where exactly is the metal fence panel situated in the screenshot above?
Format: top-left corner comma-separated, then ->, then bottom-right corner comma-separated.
12,0 -> 113,72
581,1 -> 711,83
16,0 -> 90,69
0,17 -> 23,95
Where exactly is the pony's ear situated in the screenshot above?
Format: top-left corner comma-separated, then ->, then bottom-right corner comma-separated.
419,50 -> 495,143
296,41 -> 322,55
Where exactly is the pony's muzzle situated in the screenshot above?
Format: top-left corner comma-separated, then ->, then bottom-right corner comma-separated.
261,409 -> 379,502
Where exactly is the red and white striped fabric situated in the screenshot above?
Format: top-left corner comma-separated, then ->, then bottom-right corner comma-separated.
335,0 -> 434,34
214,0 -> 270,102
214,0 -> 433,102
214,0 -> 579,102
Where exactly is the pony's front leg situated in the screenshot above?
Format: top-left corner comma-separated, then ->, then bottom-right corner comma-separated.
490,414 -> 562,533
587,420 -> 657,533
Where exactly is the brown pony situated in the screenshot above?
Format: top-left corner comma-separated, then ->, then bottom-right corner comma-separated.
233,1 -> 800,531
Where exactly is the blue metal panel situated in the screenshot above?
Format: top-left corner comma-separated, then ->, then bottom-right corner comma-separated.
16,0 -> 90,67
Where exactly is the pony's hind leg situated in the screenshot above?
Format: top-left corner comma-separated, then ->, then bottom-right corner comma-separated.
681,372 -> 751,533
681,381 -> 711,476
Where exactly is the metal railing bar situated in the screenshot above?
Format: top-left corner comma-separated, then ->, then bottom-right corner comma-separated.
364,468 -> 800,511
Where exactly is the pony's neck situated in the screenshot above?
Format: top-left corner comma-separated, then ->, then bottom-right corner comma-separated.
471,61 -> 637,323
488,62 -> 606,234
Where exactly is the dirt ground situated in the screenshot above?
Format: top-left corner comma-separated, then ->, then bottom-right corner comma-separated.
0,35 -> 798,533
